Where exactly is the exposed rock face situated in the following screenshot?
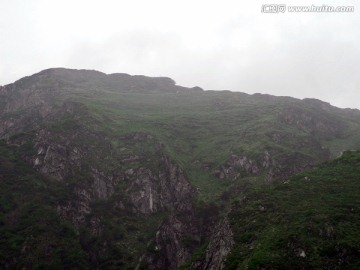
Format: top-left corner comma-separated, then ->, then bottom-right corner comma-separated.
0,96 -> 78,139
214,152 -> 277,181
141,201 -> 222,270
279,105 -> 346,138
211,102 -> 343,184
0,81 -> 197,240
9,124 -> 201,269
91,168 -> 116,199
28,130 -> 195,227
126,151 -> 195,214
145,214 -> 199,270
215,142 -> 329,183
266,151 -> 317,181
214,154 -> 261,180
192,217 -> 234,270
33,143 -> 76,181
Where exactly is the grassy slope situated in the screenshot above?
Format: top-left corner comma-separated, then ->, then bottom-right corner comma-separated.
225,151 -> 360,270
59,87 -> 360,202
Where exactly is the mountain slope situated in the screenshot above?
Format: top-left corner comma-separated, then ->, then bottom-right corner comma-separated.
0,68 -> 360,269
0,141 -> 88,269
226,150 -> 360,270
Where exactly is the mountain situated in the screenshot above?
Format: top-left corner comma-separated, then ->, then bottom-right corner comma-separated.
0,68 -> 360,269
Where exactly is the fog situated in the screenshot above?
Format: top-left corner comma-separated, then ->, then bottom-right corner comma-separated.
1,0 -> 359,108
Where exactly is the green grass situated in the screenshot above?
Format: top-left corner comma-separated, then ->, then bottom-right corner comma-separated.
30,85 -> 359,203
53,89 -> 356,201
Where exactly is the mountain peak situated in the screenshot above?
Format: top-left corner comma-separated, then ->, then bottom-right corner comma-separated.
11,67 -> 202,94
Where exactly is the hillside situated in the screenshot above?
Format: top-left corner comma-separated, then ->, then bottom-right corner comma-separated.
0,68 -> 360,269
226,150 -> 360,270
0,141 -> 88,268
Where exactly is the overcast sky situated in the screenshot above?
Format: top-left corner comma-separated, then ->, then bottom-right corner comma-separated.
0,0 -> 359,108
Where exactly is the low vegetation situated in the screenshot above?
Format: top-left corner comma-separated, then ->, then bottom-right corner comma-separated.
226,151 -> 360,269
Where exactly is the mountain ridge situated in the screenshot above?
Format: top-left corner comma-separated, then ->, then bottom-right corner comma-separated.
3,68 -> 360,112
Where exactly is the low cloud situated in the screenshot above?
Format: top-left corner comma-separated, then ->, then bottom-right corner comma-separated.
0,0 -> 359,108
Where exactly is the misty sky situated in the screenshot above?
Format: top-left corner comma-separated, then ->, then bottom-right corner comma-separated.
1,0 -> 359,109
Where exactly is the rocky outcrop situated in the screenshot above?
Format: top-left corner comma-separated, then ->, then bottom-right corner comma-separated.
10,117 -> 197,241
214,154 -> 260,179
279,105 -> 346,138
0,97 -> 79,139
125,149 -> 195,214
144,214 -> 199,270
215,147 -> 329,183
142,214 -> 234,270
192,217 -> 234,270
141,201 -> 222,270
265,151 -> 317,181
214,152 -> 273,180
128,152 -> 200,269
15,124 -> 197,268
